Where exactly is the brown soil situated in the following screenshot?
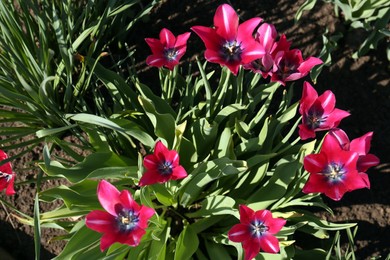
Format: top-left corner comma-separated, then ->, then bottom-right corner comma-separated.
1,0 -> 389,259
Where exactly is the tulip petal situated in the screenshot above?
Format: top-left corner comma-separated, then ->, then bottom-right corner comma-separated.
214,4 -> 238,41
97,180 -> 121,216
228,223 -> 251,242
100,232 -> 118,251
259,234 -> 280,253
171,165 -> 188,180
239,205 -> 255,224
85,210 -> 116,233
242,238 -> 261,260
237,17 -> 263,43
350,132 -> 374,155
159,28 -> 176,48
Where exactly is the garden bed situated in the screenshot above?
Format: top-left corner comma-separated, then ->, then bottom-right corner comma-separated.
0,0 -> 389,259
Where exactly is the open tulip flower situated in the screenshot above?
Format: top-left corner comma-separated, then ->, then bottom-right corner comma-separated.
0,150 -> 15,196
303,133 -> 369,201
244,23 -> 279,78
298,81 -> 350,140
329,128 -> 380,187
139,141 -> 187,186
271,46 -> 323,85
191,4 -> 265,75
145,28 -> 191,70
228,205 -> 286,260
85,180 -> 155,251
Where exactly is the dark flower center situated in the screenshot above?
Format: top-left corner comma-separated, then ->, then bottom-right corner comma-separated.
276,58 -> 298,79
306,109 -> 327,130
249,219 -> 269,238
158,161 -> 173,175
221,41 -> 242,63
322,162 -> 346,181
0,171 -> 12,182
164,48 -> 179,61
116,209 -> 139,232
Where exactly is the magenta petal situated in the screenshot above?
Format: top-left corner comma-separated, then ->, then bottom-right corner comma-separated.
325,109 -> 350,128
100,232 -> 118,251
259,234 -> 280,253
254,210 -> 272,223
237,17 -> 263,43
239,205 -> 255,224
350,132 -> 373,155
119,190 -> 140,212
143,154 -> 158,170
357,172 -> 371,188
302,173 -> 327,195
329,128 -> 350,150
139,170 -> 167,186
145,38 -> 164,54
242,238 -> 261,260
204,49 -> 225,63
97,180 -> 121,216
266,218 -> 286,234
298,124 -> 316,140
171,165 -> 188,180
175,32 -> 191,48
345,171 -> 369,191
146,55 -> 166,68
85,210 -> 116,233
228,223 -> 251,242
159,28 -> 176,48
304,154 -> 326,174
325,183 -> 348,201
300,82 -> 318,112
298,57 -> 323,73
191,26 -> 221,51
5,175 -> 15,196
256,23 -> 277,52
322,134 -> 344,153
124,227 -> 146,247
317,90 -> 336,114
214,4 -> 238,41
358,154 -> 380,172
137,206 -> 155,229
240,42 -> 265,64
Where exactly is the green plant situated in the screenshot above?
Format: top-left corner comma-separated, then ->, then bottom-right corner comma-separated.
296,0 -> 390,59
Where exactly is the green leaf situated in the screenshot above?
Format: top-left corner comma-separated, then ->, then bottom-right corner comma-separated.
247,159 -> 301,209
53,224 -> 101,260
41,145 -> 137,183
138,96 -> 176,146
174,225 -> 199,260
295,0 -> 318,21
180,158 -> 247,207
186,195 -> 238,218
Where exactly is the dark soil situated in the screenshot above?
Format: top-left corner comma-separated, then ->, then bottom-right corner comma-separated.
1,0 -> 389,259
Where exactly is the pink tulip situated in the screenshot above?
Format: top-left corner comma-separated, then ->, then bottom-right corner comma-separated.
139,141 -> 187,186
192,4 -> 265,75
228,205 -> 286,260
303,134 -> 368,201
0,150 -> 15,196
86,180 -> 155,251
145,28 -> 191,70
298,81 -> 350,140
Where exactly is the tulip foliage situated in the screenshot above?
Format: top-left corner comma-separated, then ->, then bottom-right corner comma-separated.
0,2 -> 380,260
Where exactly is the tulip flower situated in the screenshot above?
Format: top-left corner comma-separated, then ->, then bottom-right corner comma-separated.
303,133 -> 368,201
271,47 -> 323,85
86,180 -> 155,251
298,81 -> 350,140
244,23 -> 278,78
228,205 -> 286,260
139,141 -> 187,186
191,4 -> 264,75
0,150 -> 15,196
329,128 -> 380,188
145,28 -> 191,70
